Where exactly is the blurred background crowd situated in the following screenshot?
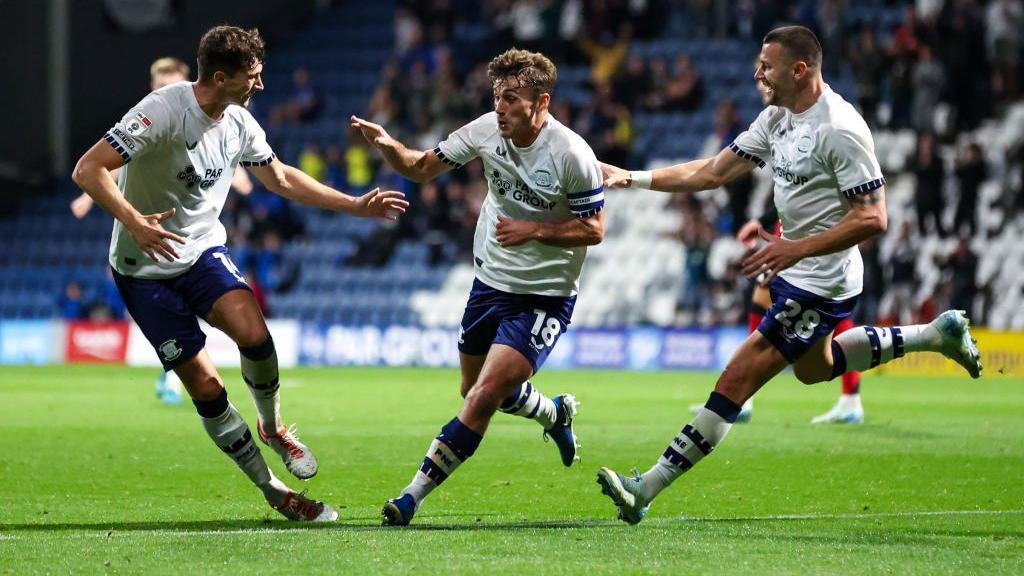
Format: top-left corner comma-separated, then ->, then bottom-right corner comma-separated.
4,0 -> 1024,330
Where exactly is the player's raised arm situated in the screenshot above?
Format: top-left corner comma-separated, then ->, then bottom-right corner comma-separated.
602,145 -> 758,194
246,158 -> 408,221
350,115 -> 452,183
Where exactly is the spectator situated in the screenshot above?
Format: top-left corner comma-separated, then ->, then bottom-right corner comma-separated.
910,44 -> 945,134
269,67 -> 320,126
986,0 -> 1023,103
661,53 -> 705,112
612,54 -> 650,110
298,143 -> 326,182
323,145 -> 345,189
883,221 -> 919,324
253,231 -> 300,294
58,281 -> 87,320
344,138 -> 375,193
911,133 -> 948,238
676,197 -> 714,323
850,26 -> 886,127
938,237 -> 980,321
887,6 -> 921,129
857,234 -> 884,325
953,142 -> 987,238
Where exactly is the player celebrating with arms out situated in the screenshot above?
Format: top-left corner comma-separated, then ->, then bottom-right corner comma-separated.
72,25 -> 407,521
352,48 -> 604,526
597,26 -> 981,524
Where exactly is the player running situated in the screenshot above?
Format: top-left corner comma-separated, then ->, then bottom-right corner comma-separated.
351,48 -> 604,526
596,26 -> 981,524
71,25 -> 408,522
71,56 -> 254,405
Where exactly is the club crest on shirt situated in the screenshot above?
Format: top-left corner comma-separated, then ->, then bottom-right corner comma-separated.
532,169 -> 552,188
797,134 -> 813,153
126,112 -> 152,136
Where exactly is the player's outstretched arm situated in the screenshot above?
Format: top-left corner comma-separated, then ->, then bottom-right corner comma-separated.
602,146 -> 756,194
72,139 -> 185,261
247,158 -> 409,220
496,211 -> 604,248
350,115 -> 452,183
741,187 -> 887,284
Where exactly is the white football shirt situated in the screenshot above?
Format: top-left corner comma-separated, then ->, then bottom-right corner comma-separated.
435,111 -> 604,296
104,81 -> 274,279
731,85 -> 884,299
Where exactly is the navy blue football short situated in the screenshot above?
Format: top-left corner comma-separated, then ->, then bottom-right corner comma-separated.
757,276 -> 858,363
458,278 -> 576,373
112,246 -> 250,371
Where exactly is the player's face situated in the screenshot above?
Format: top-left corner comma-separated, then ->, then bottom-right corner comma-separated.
151,71 -> 188,91
222,62 -> 264,107
754,43 -> 790,106
493,78 -> 543,140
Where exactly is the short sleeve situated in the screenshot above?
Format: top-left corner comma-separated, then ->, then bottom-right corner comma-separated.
826,126 -> 885,198
562,143 -> 605,218
104,92 -> 172,163
239,115 -> 276,167
434,114 -> 491,168
728,107 -> 773,168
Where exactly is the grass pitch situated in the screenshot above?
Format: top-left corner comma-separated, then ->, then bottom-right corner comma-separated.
1,364 -> 1022,574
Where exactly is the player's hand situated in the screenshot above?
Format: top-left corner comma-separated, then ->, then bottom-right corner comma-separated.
353,188 -> 409,221
736,218 -> 763,249
127,208 -> 187,262
350,116 -> 393,148
741,228 -> 804,285
70,193 -> 94,220
601,162 -> 631,188
496,215 -> 538,247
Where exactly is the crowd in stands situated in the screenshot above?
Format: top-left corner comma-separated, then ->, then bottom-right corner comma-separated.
63,1 -> 1023,329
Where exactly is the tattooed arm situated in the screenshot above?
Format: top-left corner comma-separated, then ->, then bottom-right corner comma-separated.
741,187 -> 887,282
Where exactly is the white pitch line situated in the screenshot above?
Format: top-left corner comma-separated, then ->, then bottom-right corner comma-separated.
9,508 -> 1014,539
659,508 -> 1024,524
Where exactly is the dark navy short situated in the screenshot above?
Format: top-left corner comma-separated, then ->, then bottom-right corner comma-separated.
757,276 -> 858,362
112,246 -> 250,371
458,278 -> 576,373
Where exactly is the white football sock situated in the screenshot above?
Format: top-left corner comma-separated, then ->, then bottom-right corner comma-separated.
498,381 -> 557,429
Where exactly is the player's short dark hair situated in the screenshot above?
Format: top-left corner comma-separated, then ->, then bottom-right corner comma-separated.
763,25 -> 822,69
487,48 -> 557,97
197,25 -> 265,82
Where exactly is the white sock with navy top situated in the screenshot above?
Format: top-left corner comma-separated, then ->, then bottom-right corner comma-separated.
193,388 -> 286,501
401,417 -> 483,505
641,391 -> 741,503
498,381 -> 557,429
832,324 -> 940,376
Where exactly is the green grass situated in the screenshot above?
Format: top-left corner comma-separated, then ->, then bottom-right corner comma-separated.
1,365 -> 1022,574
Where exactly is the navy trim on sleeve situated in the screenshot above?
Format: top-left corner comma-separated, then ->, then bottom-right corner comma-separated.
432,146 -> 462,168
240,153 -> 276,167
104,132 -> 131,163
728,142 -> 765,168
841,177 -> 886,199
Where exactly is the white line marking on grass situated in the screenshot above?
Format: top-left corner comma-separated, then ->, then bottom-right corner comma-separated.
0,534 -> 17,540
662,509 -> 1024,524
50,509 -> 1024,538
